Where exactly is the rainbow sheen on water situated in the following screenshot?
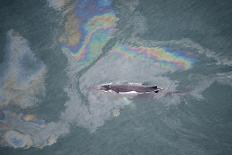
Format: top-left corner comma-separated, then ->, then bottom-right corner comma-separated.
62,12 -> 117,64
111,44 -> 196,71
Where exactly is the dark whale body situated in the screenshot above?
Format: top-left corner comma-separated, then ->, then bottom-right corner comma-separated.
99,83 -> 162,94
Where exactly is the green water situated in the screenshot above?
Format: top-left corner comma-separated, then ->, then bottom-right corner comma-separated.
0,0 -> 232,155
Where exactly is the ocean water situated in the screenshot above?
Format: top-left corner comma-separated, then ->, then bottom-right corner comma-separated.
0,0 -> 232,155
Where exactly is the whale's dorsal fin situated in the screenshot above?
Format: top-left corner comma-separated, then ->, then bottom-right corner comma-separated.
151,86 -> 158,90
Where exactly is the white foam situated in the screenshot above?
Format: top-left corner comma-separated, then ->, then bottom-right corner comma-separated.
116,0 -> 139,12
179,38 -> 232,66
190,77 -> 214,100
215,71 -> 232,87
61,90 -> 131,132
187,71 -> 232,100
47,0 -> 70,11
0,30 -> 47,108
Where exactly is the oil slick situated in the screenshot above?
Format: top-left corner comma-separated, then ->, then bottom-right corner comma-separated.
0,30 -> 47,109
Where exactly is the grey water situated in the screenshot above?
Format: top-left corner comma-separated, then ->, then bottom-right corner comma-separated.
0,0 -> 232,155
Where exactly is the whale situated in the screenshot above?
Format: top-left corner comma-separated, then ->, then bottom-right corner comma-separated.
98,83 -> 163,94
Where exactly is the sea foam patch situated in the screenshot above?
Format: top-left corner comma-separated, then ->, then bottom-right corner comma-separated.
61,89 -> 131,132
0,30 -> 47,108
47,0 -> 71,11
